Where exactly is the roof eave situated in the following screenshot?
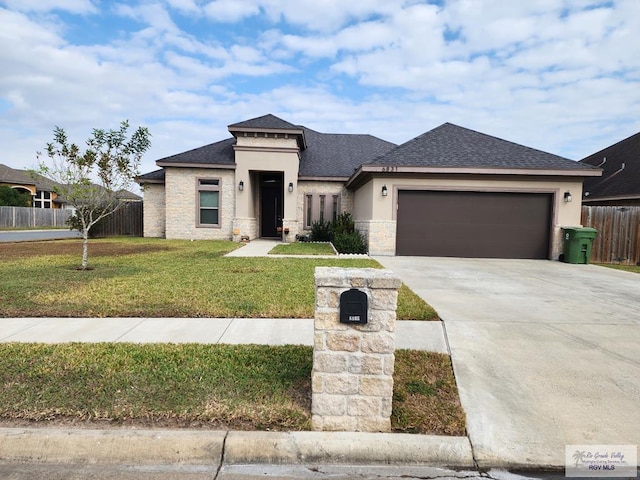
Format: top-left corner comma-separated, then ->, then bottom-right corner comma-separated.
136,178 -> 164,185
582,193 -> 640,203
155,162 -> 236,170
347,165 -> 603,189
298,176 -> 349,182
228,126 -> 307,150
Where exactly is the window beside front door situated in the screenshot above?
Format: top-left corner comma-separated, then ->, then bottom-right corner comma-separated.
197,178 -> 220,227
304,193 -> 340,228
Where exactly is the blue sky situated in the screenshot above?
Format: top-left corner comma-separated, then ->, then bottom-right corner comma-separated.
1,0 -> 639,188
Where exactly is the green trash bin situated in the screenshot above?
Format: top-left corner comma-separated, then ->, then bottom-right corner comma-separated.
562,227 -> 597,264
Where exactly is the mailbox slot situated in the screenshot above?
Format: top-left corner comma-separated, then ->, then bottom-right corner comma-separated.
339,288 -> 368,324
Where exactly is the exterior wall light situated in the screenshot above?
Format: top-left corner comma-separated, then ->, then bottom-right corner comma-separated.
564,191 -> 572,202
238,180 -> 244,191
382,185 -> 388,196
288,182 -> 294,192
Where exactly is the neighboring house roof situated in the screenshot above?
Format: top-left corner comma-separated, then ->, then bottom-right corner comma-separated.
299,128 -> 396,178
367,123 -> 595,171
116,189 -> 142,201
579,130 -> 640,202
0,163 -> 56,191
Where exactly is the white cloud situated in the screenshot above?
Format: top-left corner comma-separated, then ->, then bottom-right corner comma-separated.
0,0 -> 639,184
0,0 -> 97,14
203,0 -> 260,23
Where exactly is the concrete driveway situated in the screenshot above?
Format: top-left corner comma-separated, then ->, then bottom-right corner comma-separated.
375,256 -> 640,469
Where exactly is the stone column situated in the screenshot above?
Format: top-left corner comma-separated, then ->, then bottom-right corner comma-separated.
312,267 -> 402,432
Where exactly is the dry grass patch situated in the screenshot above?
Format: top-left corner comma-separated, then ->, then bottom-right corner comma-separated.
0,344 -> 464,435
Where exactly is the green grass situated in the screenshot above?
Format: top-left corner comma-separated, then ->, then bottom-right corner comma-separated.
597,263 -> 640,274
0,344 -> 465,435
269,242 -> 336,256
0,238 -> 438,320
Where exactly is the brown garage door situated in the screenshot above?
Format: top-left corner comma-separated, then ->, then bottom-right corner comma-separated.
396,190 -> 552,259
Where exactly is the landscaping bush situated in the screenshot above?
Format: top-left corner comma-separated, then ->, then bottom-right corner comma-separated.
310,219 -> 332,242
309,212 -> 367,254
332,230 -> 367,254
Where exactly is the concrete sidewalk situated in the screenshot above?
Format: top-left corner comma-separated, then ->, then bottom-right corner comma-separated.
0,317 -> 448,353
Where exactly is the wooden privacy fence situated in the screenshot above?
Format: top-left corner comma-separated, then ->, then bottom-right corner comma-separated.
0,206 -> 73,228
91,202 -> 143,238
581,206 -> 640,265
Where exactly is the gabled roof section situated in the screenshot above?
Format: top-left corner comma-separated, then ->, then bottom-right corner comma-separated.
368,123 -> 597,171
580,130 -> 640,201
299,128 -> 396,178
228,114 -> 306,150
155,138 -> 235,168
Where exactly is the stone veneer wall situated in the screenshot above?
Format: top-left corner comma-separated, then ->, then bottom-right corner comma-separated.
232,217 -> 257,241
165,168 -> 235,240
142,183 -> 166,238
312,267 -> 401,432
355,220 -> 397,256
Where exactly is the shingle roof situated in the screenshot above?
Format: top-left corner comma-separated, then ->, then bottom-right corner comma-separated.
136,169 -> 165,182
299,128 -> 396,177
228,114 -> 301,131
155,138 -> 235,166
143,118 -> 394,179
368,123 -> 596,171
0,163 -> 58,191
580,131 -> 640,200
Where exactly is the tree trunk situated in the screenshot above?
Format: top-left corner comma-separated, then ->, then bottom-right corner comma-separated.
81,229 -> 89,270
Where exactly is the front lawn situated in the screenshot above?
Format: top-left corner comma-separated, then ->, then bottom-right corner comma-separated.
0,238 -> 437,320
0,343 -> 465,435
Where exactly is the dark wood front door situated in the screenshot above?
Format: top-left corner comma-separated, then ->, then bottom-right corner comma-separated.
260,173 -> 283,238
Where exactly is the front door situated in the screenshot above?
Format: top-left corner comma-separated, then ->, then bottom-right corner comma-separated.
260,173 -> 283,238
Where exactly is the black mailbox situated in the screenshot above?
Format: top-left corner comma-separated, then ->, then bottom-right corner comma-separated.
339,288 -> 368,324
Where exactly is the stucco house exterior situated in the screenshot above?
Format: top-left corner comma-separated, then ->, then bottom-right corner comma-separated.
137,114 -> 601,259
0,163 -> 65,208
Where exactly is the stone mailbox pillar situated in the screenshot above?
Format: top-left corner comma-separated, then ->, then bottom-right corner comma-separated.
312,267 -> 402,432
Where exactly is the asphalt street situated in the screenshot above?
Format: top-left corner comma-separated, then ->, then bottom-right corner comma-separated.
0,229 -> 80,243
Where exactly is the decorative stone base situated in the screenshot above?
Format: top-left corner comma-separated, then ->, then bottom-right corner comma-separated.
233,217 -> 257,242
312,267 -> 401,432
355,220 -> 397,256
281,219 -> 299,242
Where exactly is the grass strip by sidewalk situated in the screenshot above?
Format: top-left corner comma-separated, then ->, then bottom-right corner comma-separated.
0,343 -> 465,436
269,242 -> 336,256
0,238 -> 437,320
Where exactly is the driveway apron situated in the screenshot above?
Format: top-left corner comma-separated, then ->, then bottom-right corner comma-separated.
375,256 -> 640,469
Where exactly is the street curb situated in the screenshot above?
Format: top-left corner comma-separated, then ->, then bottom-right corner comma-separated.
0,428 -> 475,468
224,431 -> 475,468
0,428 -> 224,466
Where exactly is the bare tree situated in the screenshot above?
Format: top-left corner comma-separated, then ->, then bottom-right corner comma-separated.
37,120 -> 151,269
